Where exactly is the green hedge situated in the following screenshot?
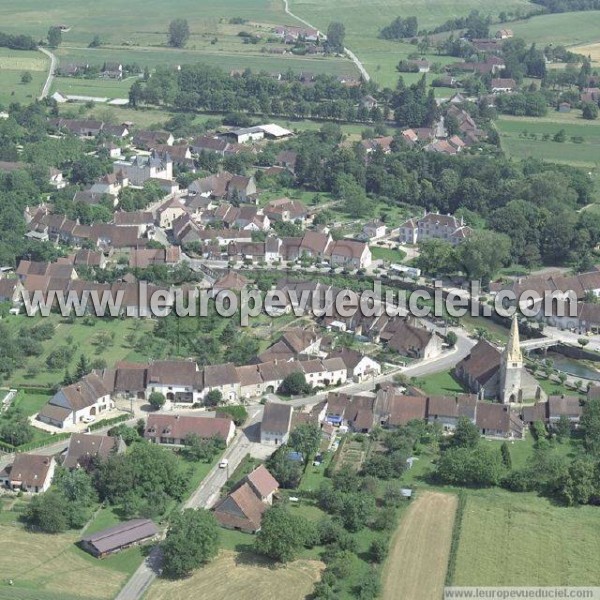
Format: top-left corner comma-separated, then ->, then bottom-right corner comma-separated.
445,490 -> 467,586
88,413 -> 130,431
15,433 -> 70,453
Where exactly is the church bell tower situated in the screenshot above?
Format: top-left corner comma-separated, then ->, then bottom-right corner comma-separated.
500,315 -> 523,404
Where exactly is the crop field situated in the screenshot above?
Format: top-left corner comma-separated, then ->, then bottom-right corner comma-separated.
0,522 -> 139,599
381,491 -> 457,600
147,550 -> 323,600
453,489 -> 600,586
0,48 -> 48,106
496,113 -> 600,170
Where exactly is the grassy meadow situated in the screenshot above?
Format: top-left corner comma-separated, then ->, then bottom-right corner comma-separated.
453,489 -> 600,586
496,113 -> 600,170
510,10 -> 600,47
0,48 -> 48,106
0,0 -> 357,89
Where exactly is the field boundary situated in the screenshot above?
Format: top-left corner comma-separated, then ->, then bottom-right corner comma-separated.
444,490 -> 467,586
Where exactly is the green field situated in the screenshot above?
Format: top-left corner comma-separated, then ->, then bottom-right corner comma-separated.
510,10 -> 600,47
289,0 -> 533,86
453,489 -> 600,586
0,0 -> 292,45
0,48 -> 48,106
496,113 -> 600,170
0,0 -> 356,84
52,43 -> 356,83
52,75 -> 137,99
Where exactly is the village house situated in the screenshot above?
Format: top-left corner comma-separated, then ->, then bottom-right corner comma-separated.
132,130 -> 174,150
398,211 -> 473,245
263,197 -> 309,225
273,25 -> 320,43
327,348 -> 381,382
475,402 -> 524,438
50,118 -> 104,138
109,361 -> 149,400
213,465 -> 279,533
113,210 -> 154,234
155,196 -> 189,229
145,413 -> 236,446
62,433 -> 126,470
37,373 -> 115,428
491,78 -> 516,93
360,136 -> 394,154
146,360 -> 203,403
373,387 -> 428,428
202,363 -> 242,403
275,150 -> 298,173
90,171 -> 128,198
260,402 -> 293,445
113,152 -> 173,187
0,454 -> 56,493
325,392 -> 376,432
385,320 -> 444,359
361,221 -> 387,240
191,136 -> 234,156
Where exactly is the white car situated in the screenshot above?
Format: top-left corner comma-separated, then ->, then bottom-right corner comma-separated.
219,458 -> 229,469
82,416 -> 95,424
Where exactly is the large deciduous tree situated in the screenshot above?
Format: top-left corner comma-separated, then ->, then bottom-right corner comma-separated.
168,19 -> 190,48
161,509 -> 219,578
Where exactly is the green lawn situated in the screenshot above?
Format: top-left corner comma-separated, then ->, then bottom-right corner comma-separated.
453,488 -> 600,586
370,246 -> 407,264
415,370 -> 467,396
12,391 -> 53,416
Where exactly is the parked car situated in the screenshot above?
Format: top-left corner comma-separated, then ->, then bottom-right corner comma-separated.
219,458 -> 229,469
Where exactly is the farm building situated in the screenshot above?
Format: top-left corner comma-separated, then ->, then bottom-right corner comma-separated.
80,519 -> 158,558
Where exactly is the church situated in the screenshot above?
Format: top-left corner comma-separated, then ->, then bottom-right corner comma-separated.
454,316 -> 541,403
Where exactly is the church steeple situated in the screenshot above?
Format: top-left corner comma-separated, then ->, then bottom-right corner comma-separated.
504,314 -> 522,363
499,314 -> 523,404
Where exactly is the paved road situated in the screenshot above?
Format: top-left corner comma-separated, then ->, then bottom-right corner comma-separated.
38,47 -> 57,99
114,408 -> 264,600
281,0 -> 370,82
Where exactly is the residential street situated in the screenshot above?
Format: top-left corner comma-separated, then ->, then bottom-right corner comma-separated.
114,406 -> 267,600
